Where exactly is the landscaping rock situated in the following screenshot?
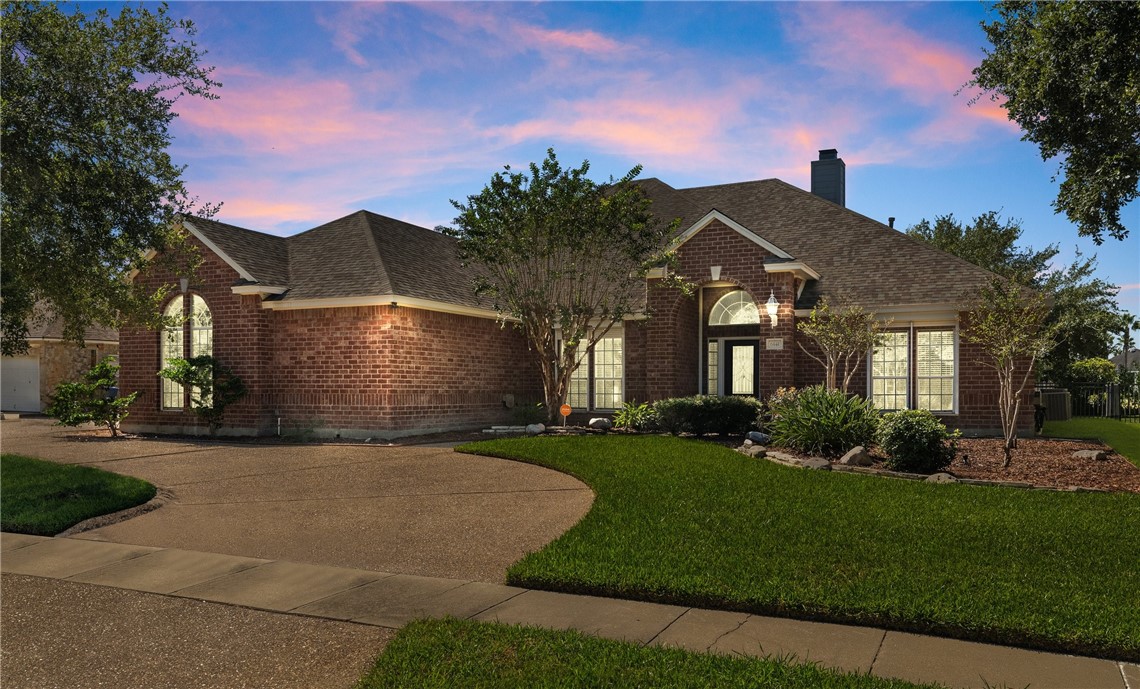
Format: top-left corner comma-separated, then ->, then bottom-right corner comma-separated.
525,423 -> 546,436
1072,449 -> 1108,461
839,446 -> 873,467
925,472 -> 959,484
743,439 -> 753,447
801,458 -> 831,470
746,431 -> 771,444
745,445 -> 767,458
588,418 -> 613,431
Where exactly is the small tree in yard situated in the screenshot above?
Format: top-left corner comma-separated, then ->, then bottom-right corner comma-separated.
797,295 -> 888,393
963,279 -> 1056,467
446,149 -> 681,424
158,355 -> 247,433
47,357 -> 139,437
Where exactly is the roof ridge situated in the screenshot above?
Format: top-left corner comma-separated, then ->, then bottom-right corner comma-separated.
358,210 -> 395,295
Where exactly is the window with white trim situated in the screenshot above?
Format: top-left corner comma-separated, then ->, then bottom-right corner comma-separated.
871,331 -> 909,411
593,336 -> 623,410
160,294 -> 213,411
566,343 -> 589,410
706,341 -> 719,395
709,291 -> 760,326
916,329 -> 955,412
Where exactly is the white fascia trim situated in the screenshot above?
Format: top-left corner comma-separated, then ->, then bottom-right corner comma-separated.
231,284 -> 288,297
795,304 -> 961,325
646,267 -> 667,279
182,219 -> 256,282
259,294 -> 512,321
125,248 -> 160,283
673,210 -> 793,259
763,260 -> 821,281
28,338 -> 119,346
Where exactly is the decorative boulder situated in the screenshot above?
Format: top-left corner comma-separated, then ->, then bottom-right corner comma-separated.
589,418 -> 613,431
801,458 -> 831,470
525,423 -> 546,436
746,445 -> 767,458
743,439 -> 753,447
925,472 -> 959,484
1073,449 -> 1108,461
839,446 -> 873,467
747,431 -> 771,444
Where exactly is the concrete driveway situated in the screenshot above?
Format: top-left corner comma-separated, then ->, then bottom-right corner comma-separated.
1,419 -> 592,583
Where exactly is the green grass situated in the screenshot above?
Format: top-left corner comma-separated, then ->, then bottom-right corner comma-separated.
1042,417 -> 1140,467
0,454 -> 156,536
459,435 -> 1140,661
358,618 -> 942,689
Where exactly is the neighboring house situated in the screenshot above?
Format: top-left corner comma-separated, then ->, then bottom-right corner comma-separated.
121,150 -> 1032,438
1111,349 -> 1140,372
1,306 -> 118,413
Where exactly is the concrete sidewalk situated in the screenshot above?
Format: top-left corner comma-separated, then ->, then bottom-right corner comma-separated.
2,532 -> 1134,689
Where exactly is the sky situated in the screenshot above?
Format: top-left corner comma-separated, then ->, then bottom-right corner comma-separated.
123,1 -> 1140,313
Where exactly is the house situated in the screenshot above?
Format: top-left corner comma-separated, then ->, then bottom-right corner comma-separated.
1,305 -> 119,413
120,150 -> 1032,438
1111,349 -> 1140,372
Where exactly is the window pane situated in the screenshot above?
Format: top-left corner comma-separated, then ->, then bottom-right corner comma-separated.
707,341 -> 718,395
709,291 -> 760,326
161,298 -> 184,410
916,329 -> 955,412
871,331 -> 908,410
564,342 -> 589,411
593,335 -> 623,409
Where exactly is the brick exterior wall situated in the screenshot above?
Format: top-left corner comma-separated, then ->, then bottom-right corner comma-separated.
120,235 -> 541,437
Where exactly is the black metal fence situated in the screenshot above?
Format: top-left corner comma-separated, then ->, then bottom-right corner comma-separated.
1066,383 -> 1140,422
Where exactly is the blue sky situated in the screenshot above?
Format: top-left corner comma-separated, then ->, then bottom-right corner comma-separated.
142,1 -> 1138,313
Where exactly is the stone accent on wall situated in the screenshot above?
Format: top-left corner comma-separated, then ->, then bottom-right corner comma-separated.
37,342 -> 118,410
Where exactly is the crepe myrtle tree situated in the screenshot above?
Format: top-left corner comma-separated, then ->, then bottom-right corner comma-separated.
797,295 -> 889,394
445,149 -> 682,424
963,278 -> 1057,467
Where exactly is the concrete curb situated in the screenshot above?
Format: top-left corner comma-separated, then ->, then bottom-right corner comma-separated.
55,488 -> 175,538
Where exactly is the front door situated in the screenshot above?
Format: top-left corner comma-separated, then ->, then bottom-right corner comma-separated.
725,341 -> 759,397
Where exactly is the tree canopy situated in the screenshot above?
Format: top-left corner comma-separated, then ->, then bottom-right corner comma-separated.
1,1 -> 219,356
906,212 -> 1119,383
445,149 -> 680,422
970,0 -> 1140,243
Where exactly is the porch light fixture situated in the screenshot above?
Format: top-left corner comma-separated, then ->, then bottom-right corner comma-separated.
179,277 -> 189,293
765,290 -> 780,327
710,265 -> 722,281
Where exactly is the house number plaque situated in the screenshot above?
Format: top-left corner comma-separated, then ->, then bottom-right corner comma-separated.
765,338 -> 784,350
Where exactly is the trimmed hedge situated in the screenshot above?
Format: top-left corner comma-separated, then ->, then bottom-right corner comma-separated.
652,395 -> 761,436
878,410 -> 958,474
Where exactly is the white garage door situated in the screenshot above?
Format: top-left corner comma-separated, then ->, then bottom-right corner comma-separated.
2,356 -> 41,412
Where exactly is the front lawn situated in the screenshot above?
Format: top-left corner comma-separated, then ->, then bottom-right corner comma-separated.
459,435 -> 1140,661
0,454 -> 156,536
359,618 -> 940,689
1043,417 -> 1140,467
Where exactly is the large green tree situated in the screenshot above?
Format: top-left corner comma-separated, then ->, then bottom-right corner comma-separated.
1,1 -> 219,356
970,0 -> 1140,243
907,212 -> 1119,383
446,149 -> 680,423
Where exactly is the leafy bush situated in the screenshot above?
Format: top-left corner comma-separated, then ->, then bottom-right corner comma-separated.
651,396 -> 760,437
158,355 -> 247,432
46,357 -> 140,436
877,410 -> 959,474
613,401 -> 657,431
767,385 -> 878,457
758,387 -> 799,431
511,402 -> 546,426
1066,358 -> 1118,386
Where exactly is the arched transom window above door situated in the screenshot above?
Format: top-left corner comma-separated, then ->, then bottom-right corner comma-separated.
709,290 -> 760,326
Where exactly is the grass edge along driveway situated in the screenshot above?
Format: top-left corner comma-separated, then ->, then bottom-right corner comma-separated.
458,435 -> 1139,662
1,453 -> 156,536
359,618 -> 941,689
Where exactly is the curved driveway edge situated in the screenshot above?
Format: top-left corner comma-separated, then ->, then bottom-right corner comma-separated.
2,419 -> 593,582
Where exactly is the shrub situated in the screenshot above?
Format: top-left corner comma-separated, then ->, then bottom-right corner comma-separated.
46,357 -> 140,436
1066,358 -> 1118,387
613,401 -> 657,431
767,385 -> 878,457
650,395 -> 760,437
511,403 -> 546,426
878,410 -> 959,474
158,355 -> 247,432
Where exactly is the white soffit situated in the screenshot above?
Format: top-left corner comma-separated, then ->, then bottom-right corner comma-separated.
673,209 -> 794,259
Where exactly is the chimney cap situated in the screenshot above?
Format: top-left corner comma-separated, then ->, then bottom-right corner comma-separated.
818,149 -> 838,160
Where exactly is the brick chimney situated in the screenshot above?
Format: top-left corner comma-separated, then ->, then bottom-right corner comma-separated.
810,149 -> 845,207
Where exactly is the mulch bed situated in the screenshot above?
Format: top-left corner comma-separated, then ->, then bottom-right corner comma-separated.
947,437 -> 1140,494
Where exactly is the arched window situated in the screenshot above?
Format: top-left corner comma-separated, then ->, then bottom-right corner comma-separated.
709,291 -> 760,326
160,294 -> 214,410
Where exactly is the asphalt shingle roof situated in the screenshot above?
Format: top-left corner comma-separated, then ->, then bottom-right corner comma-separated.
186,175 -> 1002,313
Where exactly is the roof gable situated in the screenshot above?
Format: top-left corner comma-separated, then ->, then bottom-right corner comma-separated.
674,209 -> 794,259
